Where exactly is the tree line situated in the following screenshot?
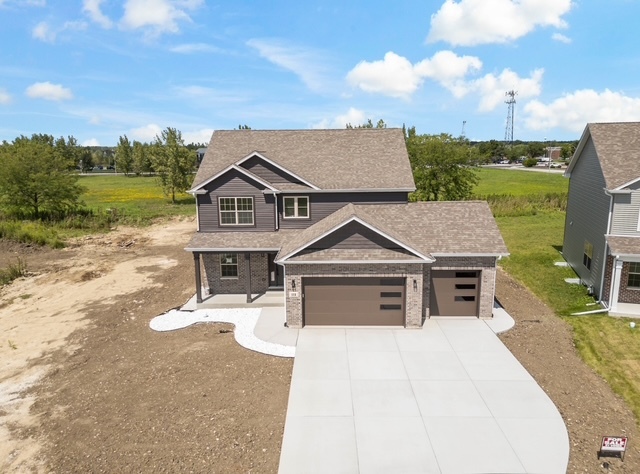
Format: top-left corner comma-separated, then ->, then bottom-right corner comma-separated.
0,127 -> 197,219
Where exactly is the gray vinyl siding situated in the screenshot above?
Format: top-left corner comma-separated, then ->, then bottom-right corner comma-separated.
278,192 -> 408,230
240,155 -> 306,185
563,136 -> 611,298
309,221 -> 410,252
611,192 -> 640,235
197,169 -> 275,232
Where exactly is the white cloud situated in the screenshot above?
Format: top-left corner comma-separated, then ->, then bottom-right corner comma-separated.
182,128 -> 213,144
83,0 -> 113,28
467,68 -> 544,112
0,89 -> 11,104
347,50 -> 481,99
427,0 -> 573,46
83,138 -> 100,146
347,50 -> 543,112
25,81 -> 73,101
552,32 -> 572,43
524,89 -> 640,133
130,123 -> 162,141
247,39 -> 330,93
169,43 -> 221,54
313,107 -> 367,129
32,21 -> 56,42
121,0 -> 203,36
32,19 -> 87,43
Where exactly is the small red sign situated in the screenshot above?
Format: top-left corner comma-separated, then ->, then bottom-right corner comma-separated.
601,436 -> 627,453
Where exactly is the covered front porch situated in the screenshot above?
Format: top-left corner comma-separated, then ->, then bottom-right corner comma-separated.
605,236 -> 640,317
183,290 -> 285,309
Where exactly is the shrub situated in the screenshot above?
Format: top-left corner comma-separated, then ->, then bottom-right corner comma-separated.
523,157 -> 538,167
0,257 -> 27,286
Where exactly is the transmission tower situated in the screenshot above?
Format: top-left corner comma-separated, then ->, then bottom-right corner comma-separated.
504,90 -> 517,146
461,120 -> 466,138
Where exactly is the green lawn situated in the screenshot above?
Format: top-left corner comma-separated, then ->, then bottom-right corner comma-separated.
489,169 -> 640,427
79,175 -> 195,223
473,167 -> 568,197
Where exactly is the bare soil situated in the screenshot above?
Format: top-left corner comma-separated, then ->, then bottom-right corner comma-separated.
0,221 -> 638,473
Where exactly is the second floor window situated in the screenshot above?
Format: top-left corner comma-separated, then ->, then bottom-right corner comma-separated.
219,197 -> 254,225
284,196 -> 309,218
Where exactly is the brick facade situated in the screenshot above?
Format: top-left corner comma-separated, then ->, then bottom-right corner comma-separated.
618,261 -> 640,304
202,253 -> 269,295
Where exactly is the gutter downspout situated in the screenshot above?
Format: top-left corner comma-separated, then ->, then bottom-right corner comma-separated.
271,191 -> 279,230
600,189 -> 614,303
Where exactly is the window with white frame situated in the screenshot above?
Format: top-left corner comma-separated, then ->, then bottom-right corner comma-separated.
628,262 -> 640,288
220,253 -> 238,278
219,197 -> 254,225
283,196 -> 309,218
583,240 -> 593,270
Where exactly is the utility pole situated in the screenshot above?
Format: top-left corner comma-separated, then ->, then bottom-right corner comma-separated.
461,120 -> 466,138
504,90 -> 517,147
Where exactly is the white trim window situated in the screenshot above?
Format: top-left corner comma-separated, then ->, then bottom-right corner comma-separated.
219,197 -> 254,225
220,253 -> 238,278
628,262 -> 640,288
283,196 -> 309,219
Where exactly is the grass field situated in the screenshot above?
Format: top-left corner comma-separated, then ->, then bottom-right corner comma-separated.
485,168 -> 640,427
79,175 -> 195,223
473,167 -> 568,197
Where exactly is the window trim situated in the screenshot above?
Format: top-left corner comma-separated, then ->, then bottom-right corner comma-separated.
218,196 -> 255,226
628,262 -> 640,289
583,240 -> 593,270
220,253 -> 238,279
283,196 -> 310,219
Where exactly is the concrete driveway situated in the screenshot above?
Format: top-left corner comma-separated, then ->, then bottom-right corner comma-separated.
278,319 -> 569,474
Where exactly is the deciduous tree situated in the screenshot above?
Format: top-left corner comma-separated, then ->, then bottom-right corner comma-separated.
116,135 -> 133,175
405,128 -> 479,201
150,127 -> 195,203
0,135 -> 84,218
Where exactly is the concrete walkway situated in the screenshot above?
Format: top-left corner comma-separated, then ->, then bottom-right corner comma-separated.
278,319 -> 569,474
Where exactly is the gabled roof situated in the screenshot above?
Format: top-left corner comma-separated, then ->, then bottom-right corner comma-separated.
566,122 -> 640,190
275,201 -> 508,263
188,164 -> 279,194
191,129 -> 416,191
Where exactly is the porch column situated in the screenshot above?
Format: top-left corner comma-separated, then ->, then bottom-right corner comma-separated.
245,253 -> 252,303
193,252 -> 202,304
610,258 -> 623,312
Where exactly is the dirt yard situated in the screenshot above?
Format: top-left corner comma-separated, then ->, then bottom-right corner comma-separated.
0,219 -> 638,473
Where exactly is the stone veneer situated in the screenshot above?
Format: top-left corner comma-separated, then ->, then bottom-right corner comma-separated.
203,253 -> 269,295
424,256 -> 497,320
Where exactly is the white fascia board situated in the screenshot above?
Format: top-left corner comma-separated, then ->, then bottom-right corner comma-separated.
279,259 -> 429,265
235,151 -> 320,190
277,216 -> 432,263
614,176 -> 640,191
185,247 -> 282,252
297,188 -> 415,194
565,124 -> 591,178
430,252 -> 510,258
188,164 -> 279,193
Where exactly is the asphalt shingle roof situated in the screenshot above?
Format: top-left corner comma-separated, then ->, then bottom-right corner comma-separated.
192,129 -> 416,191
581,122 -> 640,189
606,235 -> 640,257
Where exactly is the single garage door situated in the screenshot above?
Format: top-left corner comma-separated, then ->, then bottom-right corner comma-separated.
430,270 -> 480,317
303,277 -> 405,326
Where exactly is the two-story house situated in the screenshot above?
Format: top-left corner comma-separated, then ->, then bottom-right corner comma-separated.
563,122 -> 640,315
186,129 -> 508,328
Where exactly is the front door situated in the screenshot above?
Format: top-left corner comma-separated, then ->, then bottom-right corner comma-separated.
267,253 -> 284,288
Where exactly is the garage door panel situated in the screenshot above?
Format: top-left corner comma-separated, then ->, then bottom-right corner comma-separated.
303,277 -> 405,326
430,270 -> 480,317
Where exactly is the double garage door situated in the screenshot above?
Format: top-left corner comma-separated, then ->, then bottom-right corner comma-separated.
303,277 -> 405,326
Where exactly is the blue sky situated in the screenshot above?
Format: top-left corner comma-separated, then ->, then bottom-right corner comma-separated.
1,0 -> 640,146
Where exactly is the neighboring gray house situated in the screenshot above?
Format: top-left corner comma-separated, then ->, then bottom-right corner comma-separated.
186,129 -> 508,328
563,122 -> 640,315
